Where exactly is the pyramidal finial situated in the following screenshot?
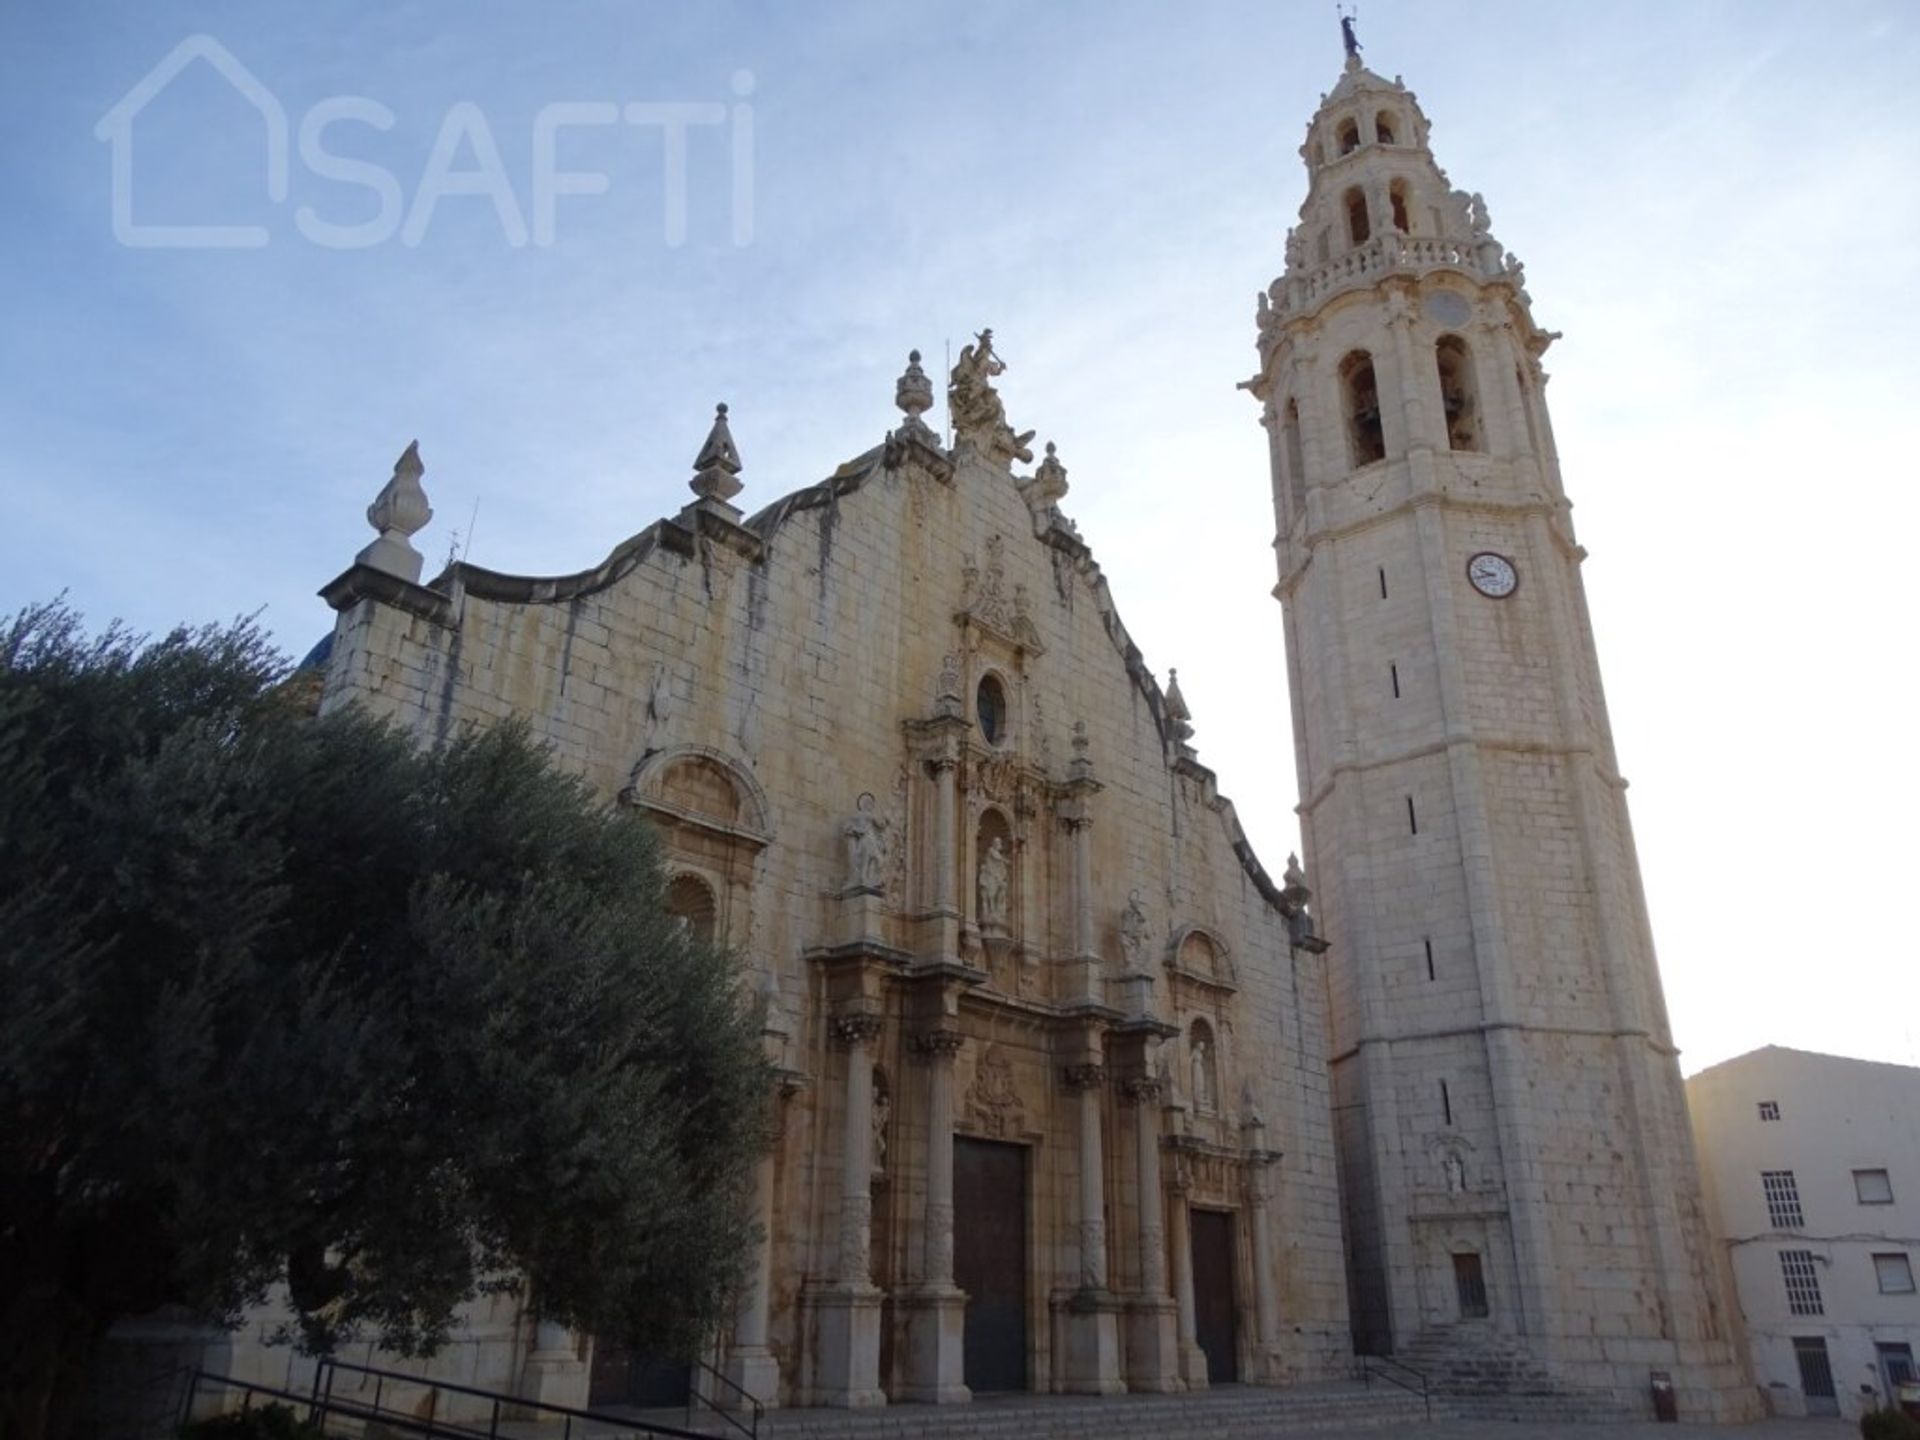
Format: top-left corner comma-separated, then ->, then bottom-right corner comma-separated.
1025,440 -> 1069,507
1165,668 -> 1196,749
691,402 -> 744,505
356,439 -> 433,584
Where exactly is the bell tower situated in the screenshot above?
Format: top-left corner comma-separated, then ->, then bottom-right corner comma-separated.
1248,33 -> 1754,1419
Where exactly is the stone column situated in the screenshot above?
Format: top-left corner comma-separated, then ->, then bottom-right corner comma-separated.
1246,1146 -> 1283,1383
1058,1062 -> 1124,1394
1122,1076 -> 1180,1392
929,754 -> 960,962
899,1029 -> 969,1403
722,1147 -> 781,1406
807,1013 -> 886,1407
1166,1161 -> 1209,1389
520,1317 -> 587,1410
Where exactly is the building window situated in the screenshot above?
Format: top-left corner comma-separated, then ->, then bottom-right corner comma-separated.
1434,335 -> 1481,452
1758,1100 -> 1780,1122
1339,351 -> 1385,468
1375,111 -> 1398,145
976,673 -> 1006,746
1281,399 -> 1306,519
1781,1249 -> 1824,1316
1763,1171 -> 1806,1230
1389,180 -> 1411,234
1337,117 -> 1360,155
1856,1168 -> 1896,1205
1875,1254 -> 1916,1295
1345,186 -> 1370,245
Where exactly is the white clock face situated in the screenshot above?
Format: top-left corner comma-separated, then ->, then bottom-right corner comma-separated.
1466,552 -> 1518,598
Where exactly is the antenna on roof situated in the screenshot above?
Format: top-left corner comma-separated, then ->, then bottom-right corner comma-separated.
457,496 -> 481,566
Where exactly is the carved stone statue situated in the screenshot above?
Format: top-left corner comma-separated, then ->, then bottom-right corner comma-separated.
1468,192 -> 1492,237
1443,1150 -> 1466,1196
1284,225 -> 1305,271
1190,1038 -> 1214,1114
948,329 -> 1035,464
1118,889 -> 1150,974
978,836 -> 1011,926
842,792 -> 891,891
646,661 -> 673,726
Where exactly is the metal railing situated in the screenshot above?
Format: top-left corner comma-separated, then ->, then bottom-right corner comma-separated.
180,1359 -> 717,1439
314,1357 -> 715,1439
1356,1352 -> 1433,1421
686,1355 -> 762,1440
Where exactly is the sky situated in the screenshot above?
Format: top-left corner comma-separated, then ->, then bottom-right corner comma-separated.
2,1 -> 1917,1077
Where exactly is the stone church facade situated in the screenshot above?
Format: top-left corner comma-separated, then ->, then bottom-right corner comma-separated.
177,35 -> 1767,1427
299,328 -> 1353,1409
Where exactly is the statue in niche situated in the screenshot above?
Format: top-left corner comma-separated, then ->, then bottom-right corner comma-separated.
978,836 -> 1010,926
1118,889 -> 1150,974
871,1088 -> 891,1175
1443,1150 -> 1466,1196
841,792 -> 890,891
1190,1037 -> 1215,1114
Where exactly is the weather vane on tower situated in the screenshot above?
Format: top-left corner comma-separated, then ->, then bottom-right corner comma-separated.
1338,5 -> 1362,62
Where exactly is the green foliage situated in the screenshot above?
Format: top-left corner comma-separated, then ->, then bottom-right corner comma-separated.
1863,1408 -> 1920,1440
177,1403 -> 323,1439
0,602 -> 772,1439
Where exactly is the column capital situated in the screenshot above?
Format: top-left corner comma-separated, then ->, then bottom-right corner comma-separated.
1062,1062 -> 1108,1092
1120,1076 -> 1165,1106
832,1012 -> 885,1048
912,1028 -> 966,1059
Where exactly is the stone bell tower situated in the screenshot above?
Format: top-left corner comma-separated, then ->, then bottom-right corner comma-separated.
1246,31 -> 1754,1419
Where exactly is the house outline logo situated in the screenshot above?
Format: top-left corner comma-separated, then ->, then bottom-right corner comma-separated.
95,35 -> 289,249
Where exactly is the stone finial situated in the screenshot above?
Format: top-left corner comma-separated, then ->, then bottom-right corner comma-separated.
1282,852 -> 1311,909
1025,441 -> 1069,508
690,402 -> 744,505
356,440 -> 434,583
895,349 -> 935,433
1164,668 -> 1195,746
935,652 -> 963,717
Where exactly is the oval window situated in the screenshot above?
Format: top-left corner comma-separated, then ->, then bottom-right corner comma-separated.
976,675 -> 1006,745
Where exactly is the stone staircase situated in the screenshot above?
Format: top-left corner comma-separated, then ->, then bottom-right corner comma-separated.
551,1382 -> 1434,1439
1393,1325 -> 1632,1425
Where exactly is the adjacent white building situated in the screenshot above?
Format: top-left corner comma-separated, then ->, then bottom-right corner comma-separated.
1688,1047 -> 1920,1420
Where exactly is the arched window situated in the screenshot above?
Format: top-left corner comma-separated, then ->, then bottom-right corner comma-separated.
1389,181 -> 1411,234
1281,399 -> 1306,520
1336,118 -> 1360,155
665,872 -> 718,946
1376,111 -> 1398,145
1345,187 -> 1370,245
1187,1019 -> 1219,1114
1340,351 -> 1386,468
1434,335 -> 1481,452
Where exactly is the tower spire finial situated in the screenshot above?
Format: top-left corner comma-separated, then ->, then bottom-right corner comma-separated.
1339,6 -> 1362,68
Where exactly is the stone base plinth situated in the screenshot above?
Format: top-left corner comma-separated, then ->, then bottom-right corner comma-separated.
801,1284 -> 886,1408
720,1345 -> 781,1410
896,1285 -> 971,1404
1123,1296 -> 1182,1393
1178,1335 -> 1210,1390
1052,1289 -> 1125,1395
837,886 -> 887,947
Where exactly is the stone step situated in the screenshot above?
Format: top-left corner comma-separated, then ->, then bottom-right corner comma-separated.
542,1383 -> 1436,1440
